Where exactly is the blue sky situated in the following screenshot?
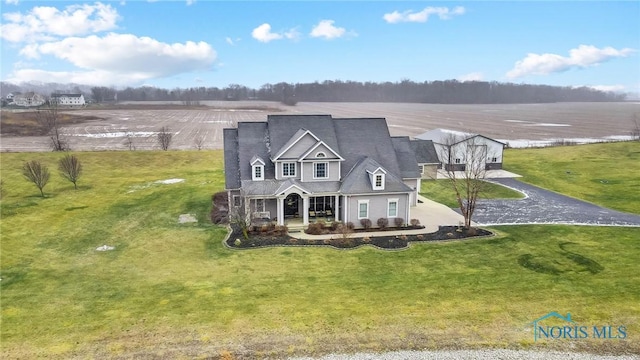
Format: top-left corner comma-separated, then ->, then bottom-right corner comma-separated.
1,1 -> 638,94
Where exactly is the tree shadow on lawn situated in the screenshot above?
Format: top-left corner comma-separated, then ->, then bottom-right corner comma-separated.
226,225 -> 494,250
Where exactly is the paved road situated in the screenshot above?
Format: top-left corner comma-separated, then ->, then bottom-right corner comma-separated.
469,178 -> 640,226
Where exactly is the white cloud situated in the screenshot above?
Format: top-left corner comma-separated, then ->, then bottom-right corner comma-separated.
310,20 -> 349,40
284,28 -> 301,41
383,6 -> 465,23
10,33 -> 216,85
6,68 -> 150,86
457,72 -> 484,82
186,0 -> 195,6
251,23 -> 299,43
5,0 -> 20,5
507,45 -> 636,78
225,37 -> 235,45
0,2 -> 120,43
251,23 -> 283,43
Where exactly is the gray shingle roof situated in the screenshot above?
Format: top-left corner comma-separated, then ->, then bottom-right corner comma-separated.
340,157 -> 413,194
333,118 -> 402,176
223,128 -> 240,189
236,122 -> 273,181
267,115 -> 341,159
391,136 -> 421,178
409,139 -> 440,164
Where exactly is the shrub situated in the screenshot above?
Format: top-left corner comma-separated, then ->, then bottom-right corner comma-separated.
377,217 -> 389,229
466,227 -> 477,236
330,221 -> 340,231
346,222 -> 355,230
362,236 -> 371,243
306,222 -> 324,235
360,218 -> 372,229
394,217 -> 404,228
315,219 -> 326,228
416,234 -> 424,240
410,219 -> 421,227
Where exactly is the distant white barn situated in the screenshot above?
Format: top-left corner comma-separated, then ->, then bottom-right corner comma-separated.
13,92 -> 46,107
50,93 -> 86,106
415,128 -> 505,171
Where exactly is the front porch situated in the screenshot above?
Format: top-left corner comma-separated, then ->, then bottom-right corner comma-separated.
249,193 -> 340,227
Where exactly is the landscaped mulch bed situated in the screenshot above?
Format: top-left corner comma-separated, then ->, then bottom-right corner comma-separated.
226,226 -> 493,250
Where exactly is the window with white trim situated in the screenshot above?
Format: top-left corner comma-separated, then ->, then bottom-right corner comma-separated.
252,164 -> 264,180
373,173 -> 385,190
387,198 -> 398,217
314,162 -> 328,179
282,162 -> 296,177
233,195 -> 241,207
358,200 -> 369,219
420,165 -> 425,174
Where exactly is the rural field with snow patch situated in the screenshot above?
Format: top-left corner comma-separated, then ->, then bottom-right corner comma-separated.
0,101 -> 638,152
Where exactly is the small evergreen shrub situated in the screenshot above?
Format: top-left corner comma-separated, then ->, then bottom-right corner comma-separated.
377,217 -> 389,229
394,217 -> 404,228
360,218 -> 372,229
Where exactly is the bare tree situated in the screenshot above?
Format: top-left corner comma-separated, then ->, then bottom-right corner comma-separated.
228,190 -> 250,239
193,135 -> 205,150
438,133 -> 495,228
156,126 -> 173,151
631,114 -> 640,141
35,103 -> 68,151
58,154 -> 82,189
23,160 -> 50,197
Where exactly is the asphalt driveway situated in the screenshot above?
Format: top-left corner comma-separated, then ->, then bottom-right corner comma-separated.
469,178 -> 640,226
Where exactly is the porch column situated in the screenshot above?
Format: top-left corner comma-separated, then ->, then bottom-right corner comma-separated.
277,196 -> 284,226
303,196 -> 309,225
334,195 -> 339,221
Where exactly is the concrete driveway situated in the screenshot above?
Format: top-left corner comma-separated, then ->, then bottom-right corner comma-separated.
470,178 -> 640,226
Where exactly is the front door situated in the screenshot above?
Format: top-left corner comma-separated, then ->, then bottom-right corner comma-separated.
284,193 -> 300,217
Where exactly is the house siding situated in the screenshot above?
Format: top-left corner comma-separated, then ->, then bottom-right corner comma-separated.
279,133 -> 317,160
301,161 -> 340,182
420,164 -> 438,179
346,194 -> 409,228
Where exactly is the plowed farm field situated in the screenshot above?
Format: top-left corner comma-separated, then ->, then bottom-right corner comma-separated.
1,101 -> 638,152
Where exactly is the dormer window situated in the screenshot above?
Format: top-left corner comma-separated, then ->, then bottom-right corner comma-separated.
368,167 -> 387,190
373,174 -> 384,190
253,165 -> 263,180
251,156 -> 265,181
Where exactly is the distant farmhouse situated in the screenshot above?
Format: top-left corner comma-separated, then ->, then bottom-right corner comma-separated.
12,92 -> 46,107
224,115 -> 425,228
415,128 -> 505,171
50,93 -> 86,106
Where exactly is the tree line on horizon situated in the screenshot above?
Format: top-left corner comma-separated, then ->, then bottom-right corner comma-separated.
2,79 -> 626,105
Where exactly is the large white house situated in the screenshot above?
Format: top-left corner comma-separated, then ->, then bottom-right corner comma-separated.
50,93 -> 86,106
224,115 -> 422,228
415,128 -> 505,171
12,92 -> 46,107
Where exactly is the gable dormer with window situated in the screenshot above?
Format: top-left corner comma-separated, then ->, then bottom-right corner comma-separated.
367,167 -> 387,190
251,155 -> 265,181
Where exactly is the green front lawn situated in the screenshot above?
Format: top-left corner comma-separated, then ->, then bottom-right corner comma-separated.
504,141 -> 640,214
420,178 -> 524,208
1,150 -> 638,358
